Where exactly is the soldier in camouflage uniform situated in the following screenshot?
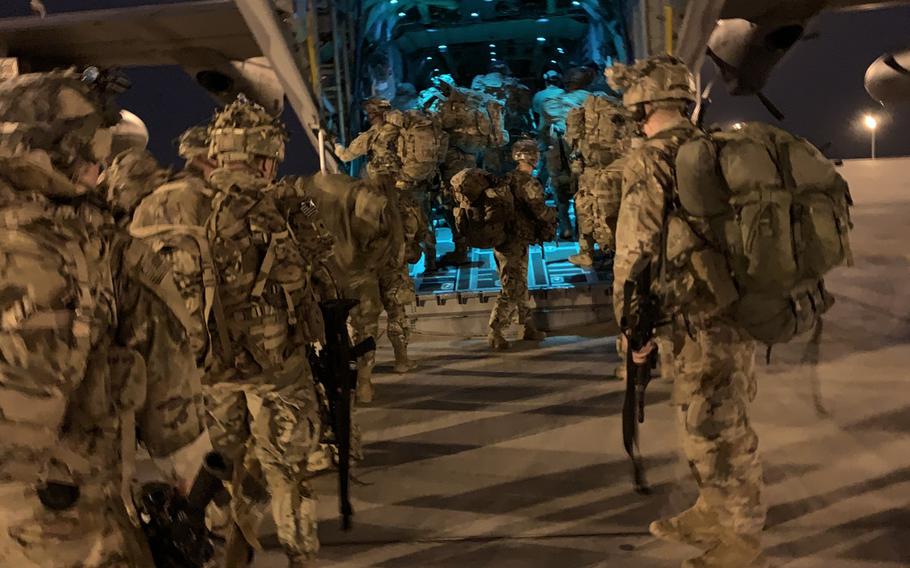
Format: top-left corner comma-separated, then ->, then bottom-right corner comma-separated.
564,96 -> 635,267
488,140 -> 556,350
335,98 -> 417,388
0,69 -> 206,567
472,62 -> 533,174
541,67 -> 595,240
608,56 -> 766,568
300,173 -> 404,404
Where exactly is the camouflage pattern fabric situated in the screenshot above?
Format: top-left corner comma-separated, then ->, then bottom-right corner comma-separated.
399,186 -> 432,264
668,321 -> 765,537
335,121 -> 402,178
471,72 -> 533,135
103,148 -> 171,220
489,239 -> 530,334
0,70 -> 203,568
130,173 -> 216,363
505,169 -> 557,245
614,94 -> 765,547
379,256 -> 415,345
203,369 -> 321,560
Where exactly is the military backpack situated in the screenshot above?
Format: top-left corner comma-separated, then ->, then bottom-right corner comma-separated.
565,95 -> 630,166
395,110 -> 449,184
671,122 -> 853,344
450,167 -> 514,249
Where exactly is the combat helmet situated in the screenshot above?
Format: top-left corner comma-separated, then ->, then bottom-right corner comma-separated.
363,96 -> 392,114
606,54 -> 696,111
0,67 -> 123,192
209,94 -> 286,164
511,138 -> 540,165
177,125 -> 210,160
103,148 -> 170,217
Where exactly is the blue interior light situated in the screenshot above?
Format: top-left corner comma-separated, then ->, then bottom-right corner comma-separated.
470,12 -> 479,17
536,37 -> 546,42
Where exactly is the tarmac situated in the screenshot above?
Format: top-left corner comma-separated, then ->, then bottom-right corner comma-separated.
253,158 -> 910,567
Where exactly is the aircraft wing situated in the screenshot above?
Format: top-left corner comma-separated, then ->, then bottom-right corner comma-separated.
676,0 -> 910,99
0,0 -> 259,69
0,0 -> 334,170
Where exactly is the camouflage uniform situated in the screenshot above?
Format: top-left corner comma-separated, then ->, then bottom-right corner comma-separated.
539,68 -> 595,239
564,96 -> 635,267
472,65 -> 533,174
0,70 -> 204,567
336,98 -> 416,380
201,98 -> 325,566
304,174 -> 405,403
102,147 -> 172,225
609,56 -> 765,568
488,141 -> 555,350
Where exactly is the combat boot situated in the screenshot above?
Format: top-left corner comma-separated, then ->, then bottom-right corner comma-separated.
649,499 -> 722,549
681,532 -> 768,568
356,364 -> 374,404
488,329 -> 510,351
568,235 -> 595,268
522,320 -> 546,341
390,334 -> 417,374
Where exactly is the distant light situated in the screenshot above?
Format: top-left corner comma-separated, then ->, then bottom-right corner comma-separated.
537,17 -> 549,23
389,0 -> 398,4
438,44 -> 448,50
557,47 -> 565,54
489,43 -> 496,48
470,12 -> 479,17
426,56 -> 433,60
731,122 -> 744,131
397,11 -> 406,16
491,57 -> 497,62
864,114 -> 878,130
572,0 -> 581,5
433,68 -> 440,72
427,28 -> 438,32
537,37 -> 546,42
490,51 -> 497,56
550,60 -> 557,64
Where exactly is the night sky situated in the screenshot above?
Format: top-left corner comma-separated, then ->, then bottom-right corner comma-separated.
1,1 -> 909,172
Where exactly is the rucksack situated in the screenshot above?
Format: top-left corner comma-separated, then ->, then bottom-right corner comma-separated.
396,110 -> 449,184
565,95 -> 629,166
673,122 -> 853,344
439,87 -> 508,153
206,185 -> 313,375
450,167 -> 514,249
129,176 -> 217,364
0,166 -> 124,483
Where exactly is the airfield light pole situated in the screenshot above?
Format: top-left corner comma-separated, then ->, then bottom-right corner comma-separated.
864,114 -> 878,159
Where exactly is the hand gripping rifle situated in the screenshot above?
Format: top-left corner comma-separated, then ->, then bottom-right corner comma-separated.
137,452 -> 232,568
313,299 -> 376,530
619,262 -> 660,495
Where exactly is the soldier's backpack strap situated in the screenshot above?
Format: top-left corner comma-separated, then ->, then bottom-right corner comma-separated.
129,223 -> 218,366
205,191 -> 236,367
122,238 -> 197,336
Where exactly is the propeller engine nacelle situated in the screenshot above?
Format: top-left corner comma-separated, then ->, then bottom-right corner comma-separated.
185,56 -> 284,116
865,49 -> 910,105
706,18 -> 807,95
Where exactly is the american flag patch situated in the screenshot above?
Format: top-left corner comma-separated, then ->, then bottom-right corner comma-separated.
300,199 -> 318,219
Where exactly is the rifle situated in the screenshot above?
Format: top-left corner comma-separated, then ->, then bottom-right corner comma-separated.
312,299 -> 376,530
137,452 -> 232,568
619,262 -> 660,495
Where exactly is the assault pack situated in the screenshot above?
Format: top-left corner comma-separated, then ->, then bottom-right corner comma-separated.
437,86 -> 508,154
394,110 -> 449,184
671,122 -> 853,345
450,167 -> 514,249
565,95 -> 631,166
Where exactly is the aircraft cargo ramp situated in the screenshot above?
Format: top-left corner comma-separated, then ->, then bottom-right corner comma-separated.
275,157 -> 908,568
